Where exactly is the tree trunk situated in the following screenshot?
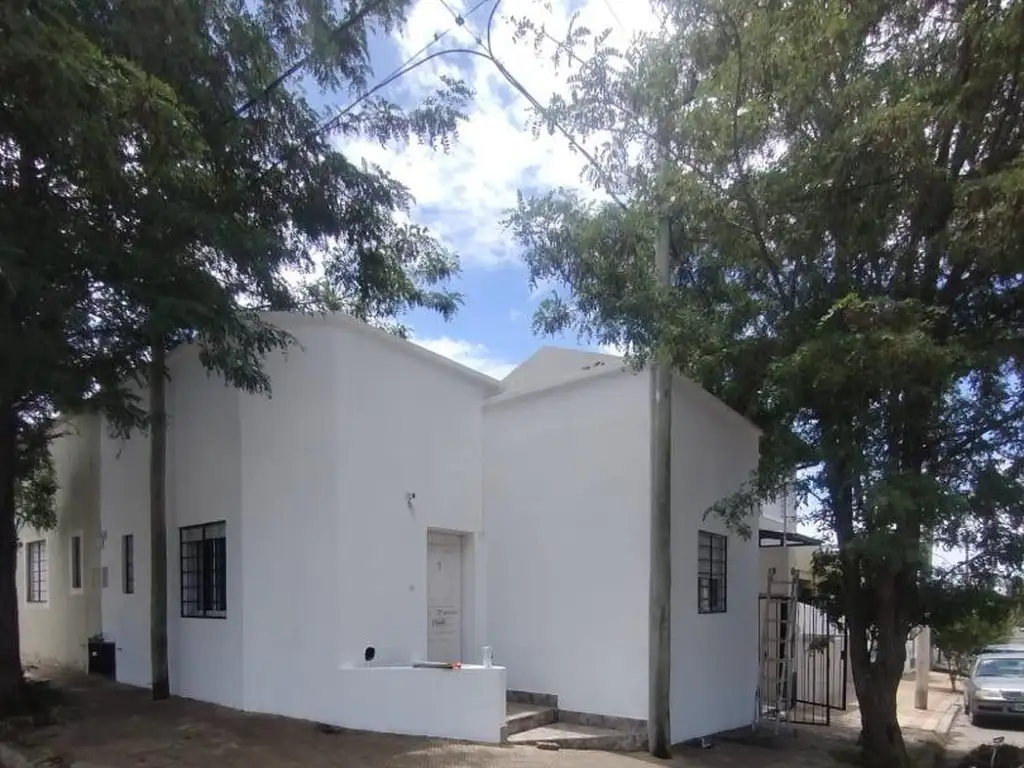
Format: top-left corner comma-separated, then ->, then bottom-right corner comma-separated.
855,677 -> 909,768
149,342 -> 170,700
0,400 -> 24,714
848,614 -> 910,768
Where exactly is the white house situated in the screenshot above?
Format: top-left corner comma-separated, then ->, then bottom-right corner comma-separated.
485,347 -> 761,744
17,314 -> 764,747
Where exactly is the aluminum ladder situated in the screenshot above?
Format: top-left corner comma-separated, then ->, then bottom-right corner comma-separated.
754,566 -> 800,734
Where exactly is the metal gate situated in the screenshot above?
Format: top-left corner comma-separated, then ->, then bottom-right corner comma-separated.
758,595 -> 849,725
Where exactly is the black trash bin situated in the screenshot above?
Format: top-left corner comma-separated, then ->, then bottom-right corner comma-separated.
87,639 -> 116,679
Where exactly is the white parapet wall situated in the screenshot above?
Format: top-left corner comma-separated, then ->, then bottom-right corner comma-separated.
333,664 -> 507,743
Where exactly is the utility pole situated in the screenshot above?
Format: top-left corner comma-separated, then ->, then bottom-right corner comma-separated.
648,121 -> 673,759
915,538 -> 933,710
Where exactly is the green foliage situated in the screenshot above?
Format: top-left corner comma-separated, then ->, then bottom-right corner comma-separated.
506,0 -> 1023,764
0,0 -> 472,704
930,585 -> 1019,688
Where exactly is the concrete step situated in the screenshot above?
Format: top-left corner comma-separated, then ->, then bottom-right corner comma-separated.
507,721 -> 647,751
504,702 -> 557,737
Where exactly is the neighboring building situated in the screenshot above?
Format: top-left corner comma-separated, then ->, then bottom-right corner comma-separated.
18,314 -> 765,746
17,415 -> 102,670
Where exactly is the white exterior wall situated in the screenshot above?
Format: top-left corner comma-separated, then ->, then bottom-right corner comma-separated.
100,349 -> 244,707
99,416 -> 150,687
484,368 -> 652,719
669,379 -> 761,743
18,415 -> 102,669
236,315 -> 493,728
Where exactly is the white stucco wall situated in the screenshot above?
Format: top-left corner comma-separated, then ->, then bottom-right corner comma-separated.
98,315 -> 497,735
669,378 -> 761,743
484,367 -> 652,720
100,349 -> 244,707
99,415 -> 151,688
18,415 -> 102,669
234,315 -> 495,726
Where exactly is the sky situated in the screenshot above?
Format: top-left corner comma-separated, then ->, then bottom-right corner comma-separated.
305,3 -> 981,563
309,0 -> 658,379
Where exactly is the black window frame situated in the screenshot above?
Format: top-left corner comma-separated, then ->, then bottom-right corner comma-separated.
70,535 -> 83,590
697,530 -> 727,614
26,540 -> 48,603
122,534 -> 134,595
180,522 -> 226,619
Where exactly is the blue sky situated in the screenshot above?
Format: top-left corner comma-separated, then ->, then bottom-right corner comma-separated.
302,0 -> 655,378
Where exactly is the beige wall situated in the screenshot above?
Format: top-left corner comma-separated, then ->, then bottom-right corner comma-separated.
17,415 -> 102,669
759,544 -> 816,595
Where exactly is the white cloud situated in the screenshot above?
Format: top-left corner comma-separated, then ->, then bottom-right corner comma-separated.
412,335 -> 518,379
339,0 -> 659,268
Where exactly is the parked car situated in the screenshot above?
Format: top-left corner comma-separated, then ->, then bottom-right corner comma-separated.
963,653 -> 1024,726
980,643 -> 1024,655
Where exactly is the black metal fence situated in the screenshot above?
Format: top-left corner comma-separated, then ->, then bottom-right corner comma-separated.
759,594 -> 849,726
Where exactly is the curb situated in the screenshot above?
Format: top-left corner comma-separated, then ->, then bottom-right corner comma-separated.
934,701 -> 961,742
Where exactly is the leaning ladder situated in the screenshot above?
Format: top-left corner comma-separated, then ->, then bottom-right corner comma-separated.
755,566 -> 800,734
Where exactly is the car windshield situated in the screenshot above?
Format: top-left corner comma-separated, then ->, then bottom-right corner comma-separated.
975,657 -> 1024,678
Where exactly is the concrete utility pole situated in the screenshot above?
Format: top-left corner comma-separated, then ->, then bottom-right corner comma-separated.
648,123 -> 673,758
915,539 -> 933,710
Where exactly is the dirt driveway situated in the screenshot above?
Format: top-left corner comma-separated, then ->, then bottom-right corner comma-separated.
2,668 -> 936,768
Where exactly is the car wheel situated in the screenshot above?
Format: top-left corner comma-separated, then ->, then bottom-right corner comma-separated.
968,708 -> 984,727
963,696 -> 969,714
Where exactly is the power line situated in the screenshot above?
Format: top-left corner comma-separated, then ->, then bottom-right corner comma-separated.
250,0 -> 491,185
233,0 -> 395,118
600,0 -> 628,38
316,0 -> 493,137
428,0 -> 630,209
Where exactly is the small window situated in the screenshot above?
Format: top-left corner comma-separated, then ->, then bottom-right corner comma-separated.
180,522 -> 226,618
122,535 -> 134,594
698,530 -> 727,614
70,535 -> 83,591
26,540 -> 48,603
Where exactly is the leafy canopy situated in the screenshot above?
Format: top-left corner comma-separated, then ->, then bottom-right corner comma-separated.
505,0 -> 1023,763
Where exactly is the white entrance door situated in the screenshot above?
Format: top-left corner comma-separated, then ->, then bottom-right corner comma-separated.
427,532 -> 463,663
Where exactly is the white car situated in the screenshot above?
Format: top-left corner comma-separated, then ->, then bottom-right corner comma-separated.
964,653 -> 1024,726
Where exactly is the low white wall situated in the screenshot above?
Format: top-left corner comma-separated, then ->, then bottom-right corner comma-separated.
333,665 -> 506,742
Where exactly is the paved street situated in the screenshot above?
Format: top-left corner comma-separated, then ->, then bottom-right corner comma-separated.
946,710 -> 1024,760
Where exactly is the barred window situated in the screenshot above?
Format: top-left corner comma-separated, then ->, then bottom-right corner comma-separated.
122,534 -> 134,594
698,531 -> 727,614
180,522 -> 226,618
26,540 -> 48,603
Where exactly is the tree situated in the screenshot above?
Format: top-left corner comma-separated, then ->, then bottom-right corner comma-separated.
1,1 -> 207,712
2,0 -> 470,706
933,610 -> 1012,691
505,1 -> 1024,765
72,0 -> 470,700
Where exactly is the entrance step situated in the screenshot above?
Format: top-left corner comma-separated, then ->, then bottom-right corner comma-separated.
504,702 -> 557,737
507,721 -> 646,751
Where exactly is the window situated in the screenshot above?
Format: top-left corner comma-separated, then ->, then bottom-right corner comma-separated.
26,540 -> 48,603
122,535 -> 134,594
180,522 -> 226,618
70,535 -> 83,591
697,530 -> 727,614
